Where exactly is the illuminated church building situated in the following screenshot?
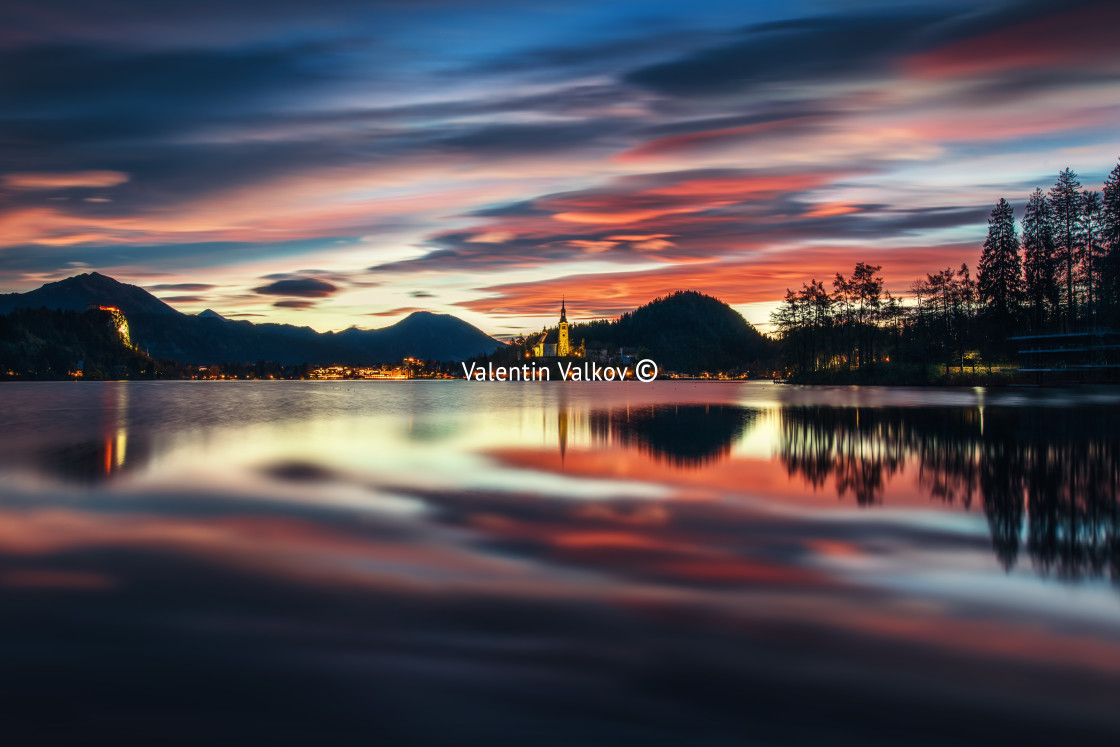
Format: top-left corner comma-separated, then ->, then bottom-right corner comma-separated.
530,299 -> 585,358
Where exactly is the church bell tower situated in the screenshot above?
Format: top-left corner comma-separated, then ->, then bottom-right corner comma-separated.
558,298 -> 570,357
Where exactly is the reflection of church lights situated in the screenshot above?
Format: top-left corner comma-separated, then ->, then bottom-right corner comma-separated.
115,429 -> 127,469
97,382 -> 131,476
558,407 -> 568,465
101,430 -> 129,475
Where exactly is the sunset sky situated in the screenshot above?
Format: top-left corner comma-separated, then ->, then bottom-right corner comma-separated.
2,0 -> 1118,336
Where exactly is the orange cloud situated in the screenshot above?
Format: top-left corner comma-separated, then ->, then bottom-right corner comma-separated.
553,206 -> 705,225
0,207 -> 135,247
804,203 -> 862,218
632,239 -> 674,251
648,173 -> 829,197
467,231 -> 515,244
870,108 -> 1120,145
428,169 -> 854,270
566,240 -> 619,252
460,242 -> 978,317
2,170 -> 129,189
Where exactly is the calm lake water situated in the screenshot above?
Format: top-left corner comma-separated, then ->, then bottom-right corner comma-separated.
2,380 -> 1119,745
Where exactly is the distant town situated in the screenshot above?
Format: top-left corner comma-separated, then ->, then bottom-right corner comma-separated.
1,276 -> 772,381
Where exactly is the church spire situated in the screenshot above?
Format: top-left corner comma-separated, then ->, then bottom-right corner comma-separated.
560,297 -> 567,323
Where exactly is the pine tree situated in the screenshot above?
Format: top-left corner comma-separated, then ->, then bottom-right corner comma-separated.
1101,160 -> 1120,317
1048,168 -> 1084,325
1022,189 -> 1058,331
849,262 -> 883,371
953,264 -> 977,371
1081,190 -> 1104,325
977,198 -> 1023,326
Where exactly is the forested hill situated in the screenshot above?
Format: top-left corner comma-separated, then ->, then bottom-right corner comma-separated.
1,307 -> 153,379
570,291 -> 774,373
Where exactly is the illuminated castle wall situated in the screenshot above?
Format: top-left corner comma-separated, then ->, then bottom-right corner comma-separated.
88,303 -> 132,347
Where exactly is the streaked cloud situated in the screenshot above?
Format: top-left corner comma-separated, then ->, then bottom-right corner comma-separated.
2,170 -> 129,189
0,0 -> 1115,333
253,278 -> 338,298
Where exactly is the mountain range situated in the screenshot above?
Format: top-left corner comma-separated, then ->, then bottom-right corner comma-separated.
0,273 -> 503,364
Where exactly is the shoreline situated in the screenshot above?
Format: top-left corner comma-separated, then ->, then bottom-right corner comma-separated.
4,376 -> 1119,392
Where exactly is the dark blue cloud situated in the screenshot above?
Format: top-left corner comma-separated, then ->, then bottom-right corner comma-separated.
624,12 -> 947,97
0,43 -> 338,115
0,239 -> 343,275
432,121 -> 622,157
150,283 -> 217,291
253,278 -> 339,298
0,0 -> 1111,288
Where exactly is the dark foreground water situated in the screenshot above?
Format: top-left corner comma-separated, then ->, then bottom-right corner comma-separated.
1,381 -> 1118,745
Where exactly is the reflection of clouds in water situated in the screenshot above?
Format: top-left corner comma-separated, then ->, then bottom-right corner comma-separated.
2,382 -> 1119,587
2,381 -> 1120,743
2,477 -> 1119,745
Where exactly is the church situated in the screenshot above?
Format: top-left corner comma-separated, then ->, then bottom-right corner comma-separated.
529,299 -> 585,358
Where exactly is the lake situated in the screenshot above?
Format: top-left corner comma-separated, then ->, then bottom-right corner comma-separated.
2,380 -> 1119,745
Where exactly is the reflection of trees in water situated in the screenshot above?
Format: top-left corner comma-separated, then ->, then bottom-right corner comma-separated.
779,405 -> 1120,583
1019,413 -> 1119,583
589,405 -> 756,468
778,408 -> 908,504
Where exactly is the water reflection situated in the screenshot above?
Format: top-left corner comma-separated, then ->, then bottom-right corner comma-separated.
19,383 -> 148,484
778,405 -> 1120,582
3,383 -> 1118,586
34,435 -> 147,485
588,404 -> 756,467
2,382 -> 1120,745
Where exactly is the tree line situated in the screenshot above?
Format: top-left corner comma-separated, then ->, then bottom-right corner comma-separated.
772,159 -> 1120,381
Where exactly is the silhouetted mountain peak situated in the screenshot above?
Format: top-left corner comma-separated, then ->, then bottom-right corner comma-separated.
1,273 -> 503,363
0,272 -> 182,317
60,272 -> 118,290
361,310 -> 501,360
397,310 -> 445,324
